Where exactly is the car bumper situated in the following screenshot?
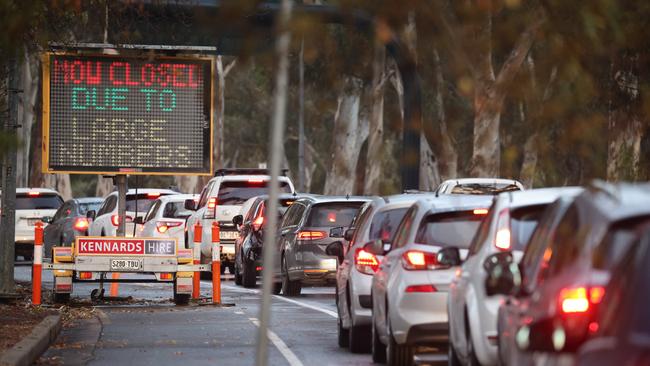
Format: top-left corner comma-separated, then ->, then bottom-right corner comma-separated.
391,291 -> 449,346
349,269 -> 373,324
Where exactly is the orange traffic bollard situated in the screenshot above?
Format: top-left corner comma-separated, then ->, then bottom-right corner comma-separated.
192,222 -> 202,299
211,222 -> 221,304
110,273 -> 120,296
32,222 -> 44,305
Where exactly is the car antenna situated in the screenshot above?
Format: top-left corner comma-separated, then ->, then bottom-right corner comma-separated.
346,194 -> 350,200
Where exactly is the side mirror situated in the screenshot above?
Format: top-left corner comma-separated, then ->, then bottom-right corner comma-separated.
325,241 -> 344,263
232,215 -> 244,227
363,240 -> 387,255
516,317 -> 584,353
437,247 -> 462,267
86,210 -> 96,220
133,216 -> 145,225
329,226 -> 345,238
184,199 -> 197,211
41,216 -> 52,224
344,228 -> 355,241
483,252 -> 520,297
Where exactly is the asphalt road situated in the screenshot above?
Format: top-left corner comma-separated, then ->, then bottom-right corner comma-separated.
14,265 -> 374,366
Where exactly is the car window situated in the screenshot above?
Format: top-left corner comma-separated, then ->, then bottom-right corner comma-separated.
545,203 -> 581,277
368,207 -> 409,243
96,196 -> 114,217
451,183 -> 521,195
391,206 -> 417,250
15,193 -> 63,210
510,204 -> 548,251
52,203 -> 69,222
163,201 -> 194,219
79,202 -> 102,215
305,202 -> 364,228
245,200 -> 262,222
144,200 -> 161,222
468,201 -> 497,256
591,216 -> 650,270
348,203 -> 374,248
281,202 -> 305,228
415,210 -> 484,249
126,193 -> 172,213
105,196 -> 117,214
217,181 -> 292,206
197,181 -> 214,208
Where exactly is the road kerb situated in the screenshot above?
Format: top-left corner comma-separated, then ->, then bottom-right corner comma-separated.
0,314 -> 62,366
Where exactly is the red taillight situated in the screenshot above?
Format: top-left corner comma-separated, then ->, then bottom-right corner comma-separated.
156,221 -> 182,234
252,215 -> 264,231
73,217 -> 89,232
473,208 -> 489,215
589,286 -> 605,304
494,209 -> 511,251
559,286 -> 606,315
111,214 -> 133,226
405,284 -> 437,293
402,250 -> 439,270
28,191 -> 40,196
297,231 -> 326,240
248,178 -> 265,183
204,197 -> 217,219
147,192 -> 161,198
327,213 -> 337,223
355,248 -> 379,275
207,197 -> 217,209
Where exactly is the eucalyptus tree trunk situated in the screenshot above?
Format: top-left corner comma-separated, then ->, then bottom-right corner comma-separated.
363,42 -> 386,195
95,176 -> 114,198
16,47 -> 38,187
431,48 -> 457,181
324,77 -> 368,195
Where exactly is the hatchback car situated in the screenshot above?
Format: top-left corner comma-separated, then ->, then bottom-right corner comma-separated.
434,178 -> 524,196
43,197 -> 103,256
371,195 -> 493,366
10,188 -> 64,260
445,187 -> 582,366
274,195 -> 370,296
484,182 -> 650,366
329,193 -> 434,353
137,194 -> 199,249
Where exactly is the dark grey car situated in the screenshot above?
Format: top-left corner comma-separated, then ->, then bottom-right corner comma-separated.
274,196 -> 371,296
43,197 -> 103,256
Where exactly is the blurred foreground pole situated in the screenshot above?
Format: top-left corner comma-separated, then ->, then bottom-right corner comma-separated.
297,39 -> 305,192
256,0 -> 292,365
0,58 -> 19,296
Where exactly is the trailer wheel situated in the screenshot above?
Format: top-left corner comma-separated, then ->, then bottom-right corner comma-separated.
53,292 -> 70,304
173,279 -> 190,306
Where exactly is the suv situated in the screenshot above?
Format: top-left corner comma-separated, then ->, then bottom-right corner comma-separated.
9,188 -> 64,260
445,187 -> 582,366
274,195 -> 370,296
43,197 -> 103,256
434,178 -> 524,196
185,169 -> 295,274
88,189 -> 179,237
484,182 -> 650,366
330,193 -> 433,353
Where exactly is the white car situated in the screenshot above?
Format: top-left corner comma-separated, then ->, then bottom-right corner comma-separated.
137,194 -> 199,248
9,188 -> 64,260
434,178 -> 524,196
185,169 -> 295,274
370,195 -> 493,366
88,188 -> 179,238
332,193 -> 434,353
446,187 -> 583,366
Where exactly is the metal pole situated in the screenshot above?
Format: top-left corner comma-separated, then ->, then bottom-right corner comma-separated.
256,0 -> 292,364
115,175 -> 127,237
0,58 -> 19,296
297,38 -> 305,192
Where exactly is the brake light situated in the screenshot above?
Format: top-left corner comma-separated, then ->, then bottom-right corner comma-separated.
204,197 -> 217,219
589,286 -> 605,304
327,213 -> 337,223
147,192 -> 161,198
28,191 -> 40,196
111,214 -> 133,226
473,208 -> 489,215
73,217 -> 89,232
560,287 -> 590,314
402,250 -> 439,270
156,221 -> 182,234
207,197 -> 217,209
297,231 -> 326,240
405,284 -> 437,293
355,248 -> 379,275
494,209 -> 511,251
252,215 -> 264,231
248,178 -> 265,183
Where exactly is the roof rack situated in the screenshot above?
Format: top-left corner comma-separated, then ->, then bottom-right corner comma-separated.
214,168 -> 289,177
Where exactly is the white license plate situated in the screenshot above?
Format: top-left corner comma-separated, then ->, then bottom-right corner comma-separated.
110,259 -> 143,271
221,245 -> 235,255
322,258 -> 337,271
220,231 -> 239,240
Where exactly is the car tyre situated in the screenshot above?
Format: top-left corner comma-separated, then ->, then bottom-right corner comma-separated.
372,319 -> 387,363
234,261 -> 243,286
272,281 -> 282,295
467,327 -> 482,366
281,257 -> 301,296
448,344 -> 462,366
338,318 -> 349,348
242,260 -> 257,288
386,325 -> 414,366
349,324 -> 371,353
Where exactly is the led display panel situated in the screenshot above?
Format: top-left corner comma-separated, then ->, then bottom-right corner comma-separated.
42,53 -> 213,175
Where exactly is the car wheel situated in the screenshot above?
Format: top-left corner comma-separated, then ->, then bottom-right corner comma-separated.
349,323 -> 371,353
467,327 -> 482,366
234,260 -> 243,286
448,344 -> 462,366
242,260 -> 257,288
372,316 -> 387,363
386,322 -> 414,366
281,257 -> 301,297
337,317 -> 350,348
272,281 -> 282,295
228,264 -> 236,275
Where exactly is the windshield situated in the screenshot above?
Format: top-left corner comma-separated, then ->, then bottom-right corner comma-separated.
451,183 -> 521,195
16,194 -> 63,210
511,205 -> 548,251
306,202 -> 364,228
218,181 -> 292,206
78,202 -> 102,215
369,207 -> 409,243
163,202 -> 193,219
415,211 -> 484,248
126,194 -> 173,214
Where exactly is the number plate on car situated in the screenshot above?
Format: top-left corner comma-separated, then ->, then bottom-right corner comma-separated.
220,231 -> 239,240
110,259 -> 143,271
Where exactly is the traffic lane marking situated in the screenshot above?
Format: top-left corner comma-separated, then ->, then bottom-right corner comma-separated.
250,317 -> 304,366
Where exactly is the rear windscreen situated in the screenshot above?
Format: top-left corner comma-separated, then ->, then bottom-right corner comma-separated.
79,202 -> 102,214
218,181 -> 292,206
451,183 -> 521,195
163,202 -> 194,219
415,211 -> 484,249
369,207 -> 409,242
16,194 -> 63,210
510,204 -> 548,251
126,194 -> 173,213
306,202 -> 364,228
263,199 -> 296,217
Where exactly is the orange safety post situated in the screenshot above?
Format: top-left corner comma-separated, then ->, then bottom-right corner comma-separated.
193,222 -> 203,299
211,222 -> 221,304
110,273 -> 120,296
32,222 -> 44,305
